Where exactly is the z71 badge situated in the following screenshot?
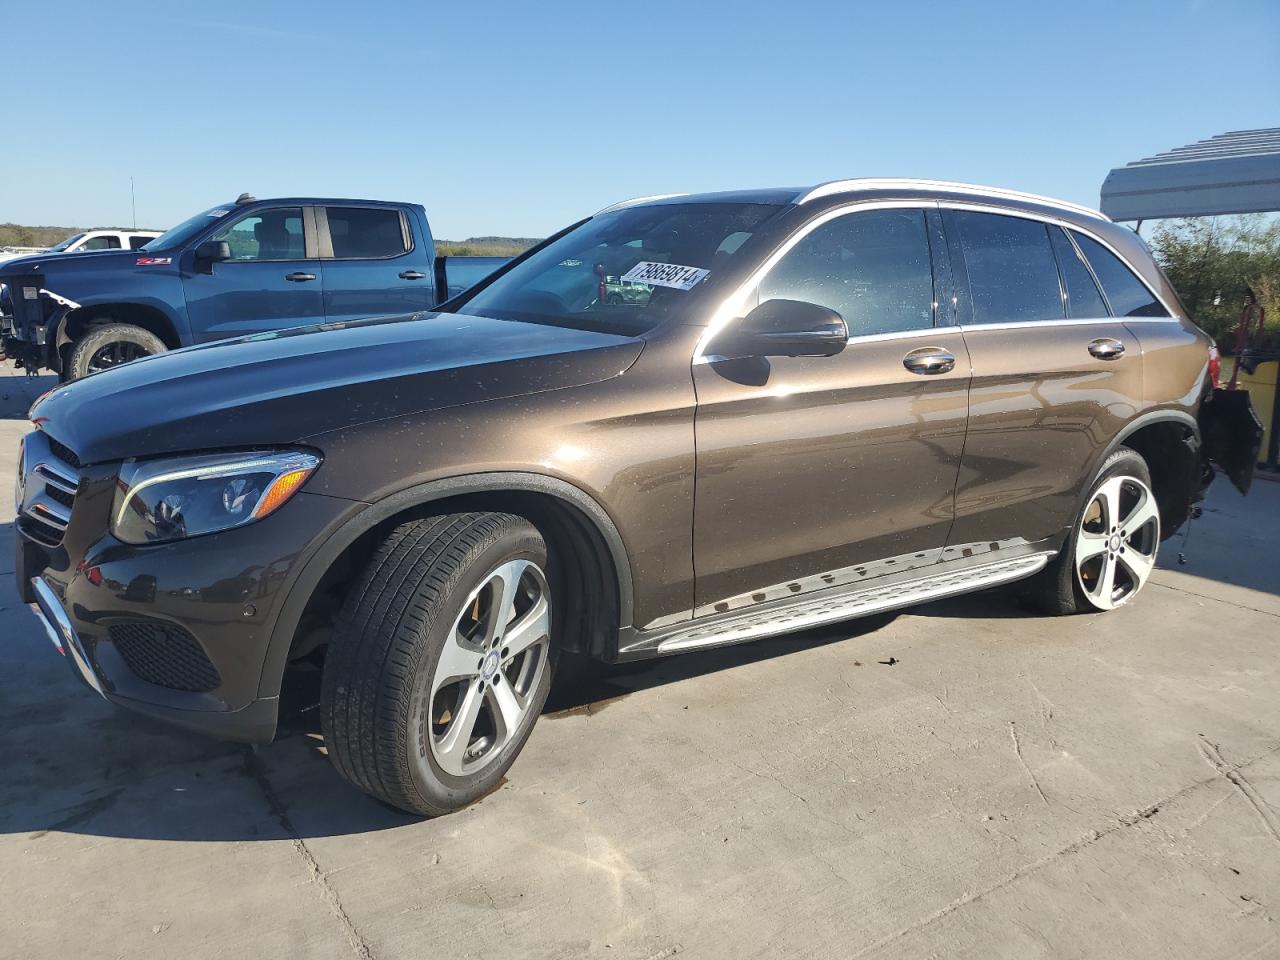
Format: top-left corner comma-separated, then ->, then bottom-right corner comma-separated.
135,257 -> 172,266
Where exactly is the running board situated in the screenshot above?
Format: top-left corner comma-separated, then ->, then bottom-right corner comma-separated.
654,552 -> 1054,654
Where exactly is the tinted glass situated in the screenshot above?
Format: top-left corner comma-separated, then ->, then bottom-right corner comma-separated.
213,208 -> 306,261
759,208 -> 934,336
952,211 -> 1064,324
128,236 -> 152,250
326,207 -> 407,259
453,202 -> 781,336
1050,227 -> 1107,318
1071,231 -> 1169,317
82,235 -> 120,250
48,233 -> 84,252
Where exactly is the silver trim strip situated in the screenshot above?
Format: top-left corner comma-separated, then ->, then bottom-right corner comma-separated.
31,577 -> 104,696
795,178 -> 1109,222
656,552 -> 1053,654
958,317 -> 1178,334
595,193 -> 689,215
35,463 -> 79,495
26,501 -> 70,526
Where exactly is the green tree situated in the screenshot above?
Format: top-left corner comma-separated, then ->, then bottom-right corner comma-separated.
1150,215 -> 1280,351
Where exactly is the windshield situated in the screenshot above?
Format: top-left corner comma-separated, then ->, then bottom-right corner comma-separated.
141,204 -> 235,252
47,233 -> 85,252
450,202 -> 782,335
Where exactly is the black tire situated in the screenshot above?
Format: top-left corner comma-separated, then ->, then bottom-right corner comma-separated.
320,513 -> 554,816
66,322 -> 166,380
1022,446 -> 1154,615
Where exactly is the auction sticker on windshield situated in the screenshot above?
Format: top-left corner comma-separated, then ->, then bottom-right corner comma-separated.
620,261 -> 710,291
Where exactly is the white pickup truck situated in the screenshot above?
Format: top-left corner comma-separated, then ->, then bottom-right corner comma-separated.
0,229 -> 162,264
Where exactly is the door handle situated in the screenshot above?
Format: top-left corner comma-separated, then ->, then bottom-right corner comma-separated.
903,347 -> 956,375
285,272 -> 316,282
1088,337 -> 1125,361
399,270 -> 427,280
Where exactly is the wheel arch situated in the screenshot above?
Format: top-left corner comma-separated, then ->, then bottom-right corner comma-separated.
54,302 -> 182,368
256,472 -> 635,700
1081,410 -> 1202,542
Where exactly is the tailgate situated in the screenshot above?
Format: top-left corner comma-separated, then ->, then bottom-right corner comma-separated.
1200,387 -> 1264,494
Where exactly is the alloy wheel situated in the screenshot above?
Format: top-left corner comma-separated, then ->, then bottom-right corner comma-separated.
428,558 -> 551,776
1075,474 -> 1160,610
87,340 -> 151,373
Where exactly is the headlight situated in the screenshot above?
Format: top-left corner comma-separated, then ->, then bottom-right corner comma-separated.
111,450 -> 320,544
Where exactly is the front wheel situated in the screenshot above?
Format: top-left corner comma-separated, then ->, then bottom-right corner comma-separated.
66,322 -> 166,380
1024,447 -> 1161,614
320,513 -> 554,816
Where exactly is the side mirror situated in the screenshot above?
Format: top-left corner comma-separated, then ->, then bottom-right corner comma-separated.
194,240 -> 231,272
709,299 -> 848,359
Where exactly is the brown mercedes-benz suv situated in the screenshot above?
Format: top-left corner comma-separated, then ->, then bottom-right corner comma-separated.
16,179 -> 1258,815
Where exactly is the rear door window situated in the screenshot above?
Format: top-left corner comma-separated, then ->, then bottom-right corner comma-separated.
759,208 -> 935,337
127,236 -> 152,251
81,235 -> 121,251
950,211 -> 1064,324
325,207 -> 408,259
1049,227 -> 1107,318
1070,231 -> 1170,317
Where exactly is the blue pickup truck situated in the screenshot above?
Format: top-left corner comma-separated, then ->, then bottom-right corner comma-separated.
0,195 -> 509,380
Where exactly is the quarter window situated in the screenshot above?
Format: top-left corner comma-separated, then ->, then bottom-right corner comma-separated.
1050,227 -> 1107,318
325,207 -> 407,259
1070,231 -> 1169,317
213,208 -> 306,261
759,208 -> 934,337
950,211 -> 1064,324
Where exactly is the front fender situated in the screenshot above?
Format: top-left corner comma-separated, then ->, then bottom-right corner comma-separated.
254,471 -> 636,701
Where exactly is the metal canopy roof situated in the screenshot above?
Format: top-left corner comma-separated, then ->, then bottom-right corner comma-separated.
1100,128 -> 1280,221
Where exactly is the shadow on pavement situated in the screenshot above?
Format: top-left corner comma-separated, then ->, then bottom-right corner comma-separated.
0,372 -> 55,420
0,582 -> 899,843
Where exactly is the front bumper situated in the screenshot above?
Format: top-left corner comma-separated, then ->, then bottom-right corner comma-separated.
15,444 -> 354,743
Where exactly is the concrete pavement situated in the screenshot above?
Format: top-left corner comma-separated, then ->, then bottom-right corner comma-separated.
1,363 -> 1278,959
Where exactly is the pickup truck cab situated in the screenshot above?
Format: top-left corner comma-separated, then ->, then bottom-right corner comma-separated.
0,195 -> 505,380
0,230 -> 162,266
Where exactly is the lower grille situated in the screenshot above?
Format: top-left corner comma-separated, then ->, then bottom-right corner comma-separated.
109,621 -> 222,693
17,514 -> 64,548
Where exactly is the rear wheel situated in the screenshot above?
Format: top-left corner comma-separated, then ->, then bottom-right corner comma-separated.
1024,447 -> 1161,614
66,322 -> 166,380
320,513 -> 554,816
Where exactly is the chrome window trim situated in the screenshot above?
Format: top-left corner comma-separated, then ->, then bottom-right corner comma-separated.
594,193 -> 689,215
796,178 -> 1109,222
693,196 -> 1180,363
957,316 -> 1178,334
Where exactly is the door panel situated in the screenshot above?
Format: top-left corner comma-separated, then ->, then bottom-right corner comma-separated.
692,331 -> 971,611
182,206 -> 324,341
950,321 -> 1143,545
318,206 -> 432,322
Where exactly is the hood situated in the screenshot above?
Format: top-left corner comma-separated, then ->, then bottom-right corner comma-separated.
0,248 -> 145,276
29,312 -> 644,465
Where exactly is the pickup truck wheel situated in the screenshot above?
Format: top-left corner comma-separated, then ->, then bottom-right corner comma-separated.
66,323 -> 166,380
320,513 -> 554,816
1023,447 -> 1159,615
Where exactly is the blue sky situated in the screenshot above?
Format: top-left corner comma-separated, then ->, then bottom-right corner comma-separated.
4,0 -> 1277,239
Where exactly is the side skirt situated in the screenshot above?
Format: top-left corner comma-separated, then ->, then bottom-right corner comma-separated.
617,548 -> 1055,660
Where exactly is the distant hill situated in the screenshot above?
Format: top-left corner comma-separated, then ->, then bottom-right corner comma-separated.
435,237 -> 540,256
0,223 -> 149,248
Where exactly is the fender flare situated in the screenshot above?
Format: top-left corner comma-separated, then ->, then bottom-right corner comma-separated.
1063,408 -> 1200,542
255,471 -> 635,699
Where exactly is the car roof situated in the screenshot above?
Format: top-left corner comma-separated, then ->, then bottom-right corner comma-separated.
606,179 -> 1108,224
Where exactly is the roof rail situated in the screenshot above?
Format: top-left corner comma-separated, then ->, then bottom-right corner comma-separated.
795,178 -> 1109,222
594,193 -> 689,216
